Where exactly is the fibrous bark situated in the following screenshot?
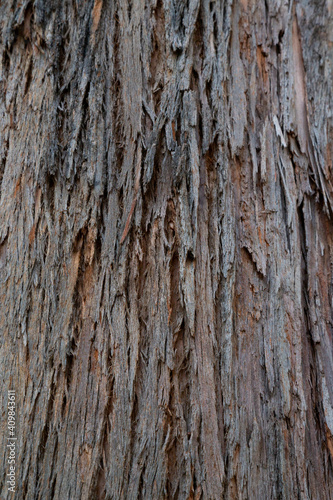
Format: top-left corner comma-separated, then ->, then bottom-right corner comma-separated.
1,0 -> 333,498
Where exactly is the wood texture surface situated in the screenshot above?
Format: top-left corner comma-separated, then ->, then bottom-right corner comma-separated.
1,0 -> 333,498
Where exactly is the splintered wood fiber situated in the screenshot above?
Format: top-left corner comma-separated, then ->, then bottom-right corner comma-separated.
0,0 -> 333,498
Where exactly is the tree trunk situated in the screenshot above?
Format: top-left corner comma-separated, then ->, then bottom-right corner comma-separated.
1,0 -> 333,498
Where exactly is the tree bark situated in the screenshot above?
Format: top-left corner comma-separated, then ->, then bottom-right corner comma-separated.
1,0 -> 333,498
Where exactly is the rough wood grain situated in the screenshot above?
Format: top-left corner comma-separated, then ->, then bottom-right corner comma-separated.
0,0 -> 333,498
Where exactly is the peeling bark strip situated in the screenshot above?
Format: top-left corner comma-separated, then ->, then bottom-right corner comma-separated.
0,0 -> 333,498
120,145 -> 142,244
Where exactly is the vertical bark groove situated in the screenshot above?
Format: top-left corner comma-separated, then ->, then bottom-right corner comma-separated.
1,0 -> 333,498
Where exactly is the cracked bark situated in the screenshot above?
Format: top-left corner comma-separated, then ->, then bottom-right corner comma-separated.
1,0 -> 333,498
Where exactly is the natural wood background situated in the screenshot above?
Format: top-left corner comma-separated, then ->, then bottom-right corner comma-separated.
1,0 -> 333,498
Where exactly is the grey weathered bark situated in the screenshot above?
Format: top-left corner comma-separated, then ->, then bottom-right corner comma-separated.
1,0 -> 333,498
